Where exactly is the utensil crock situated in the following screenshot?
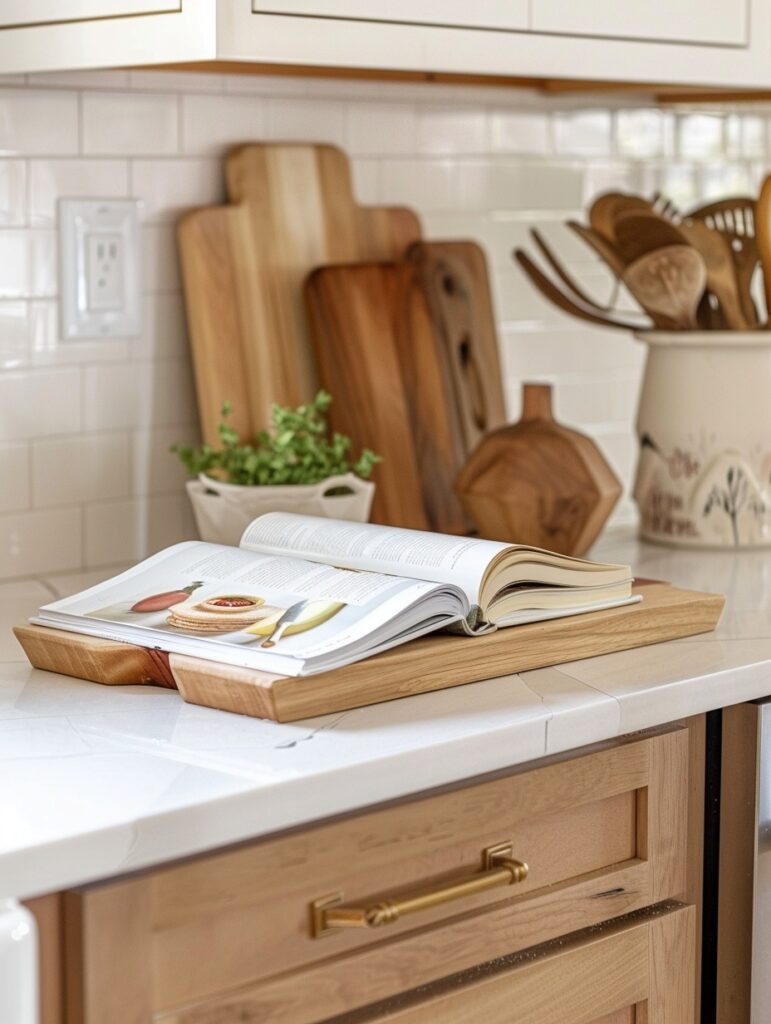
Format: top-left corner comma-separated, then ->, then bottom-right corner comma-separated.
633,330 -> 771,548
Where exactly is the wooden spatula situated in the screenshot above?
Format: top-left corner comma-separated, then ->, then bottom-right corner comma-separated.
678,219 -> 751,330
622,245 -> 706,330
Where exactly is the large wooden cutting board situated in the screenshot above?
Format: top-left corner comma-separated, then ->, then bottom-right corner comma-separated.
178,144 -> 422,444
305,262 -> 466,532
15,582 -> 724,723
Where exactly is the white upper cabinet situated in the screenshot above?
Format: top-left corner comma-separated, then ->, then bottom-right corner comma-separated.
0,1 -> 180,28
251,1 -> 529,31
531,0 -> 748,47
0,0 -> 770,89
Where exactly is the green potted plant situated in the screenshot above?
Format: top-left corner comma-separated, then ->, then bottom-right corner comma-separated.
173,391 -> 381,545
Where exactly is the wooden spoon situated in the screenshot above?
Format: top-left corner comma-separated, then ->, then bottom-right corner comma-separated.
528,228 -> 636,316
589,192 -> 653,242
622,245 -> 706,330
677,219 -> 751,330
757,178 -> 771,320
612,211 -> 690,265
514,250 -> 657,331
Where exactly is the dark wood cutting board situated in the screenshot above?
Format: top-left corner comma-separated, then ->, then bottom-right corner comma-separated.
305,262 -> 468,532
408,241 -> 507,453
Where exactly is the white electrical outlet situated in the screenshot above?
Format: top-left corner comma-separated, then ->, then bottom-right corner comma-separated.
59,198 -> 142,340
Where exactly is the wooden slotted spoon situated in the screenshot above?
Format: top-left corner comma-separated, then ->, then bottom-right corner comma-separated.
688,196 -> 759,325
623,245 -> 706,330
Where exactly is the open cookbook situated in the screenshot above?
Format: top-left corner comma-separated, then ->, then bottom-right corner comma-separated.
32,513 -> 637,677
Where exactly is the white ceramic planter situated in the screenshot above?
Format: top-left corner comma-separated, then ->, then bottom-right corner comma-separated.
187,472 -> 375,546
633,331 -> 771,548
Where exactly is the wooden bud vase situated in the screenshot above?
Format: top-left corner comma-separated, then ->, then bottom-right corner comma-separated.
455,383 -> 622,556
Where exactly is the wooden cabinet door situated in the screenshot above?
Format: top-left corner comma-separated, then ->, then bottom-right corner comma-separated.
361,904 -> 696,1024
250,1 -> 529,31
0,0 -> 179,27
531,0 -> 748,47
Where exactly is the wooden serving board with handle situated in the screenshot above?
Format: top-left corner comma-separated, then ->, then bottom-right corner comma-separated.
178,144 -> 421,445
15,582 -> 724,724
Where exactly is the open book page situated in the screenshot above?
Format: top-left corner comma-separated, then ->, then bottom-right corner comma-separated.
239,513 -> 510,606
33,541 -> 468,676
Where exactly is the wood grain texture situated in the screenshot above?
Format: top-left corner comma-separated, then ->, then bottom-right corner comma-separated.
14,582 -> 725,722
456,383 -> 622,555
23,894 -> 64,1024
65,880 -> 152,1024
305,263 -> 432,530
178,144 -> 421,442
716,702 -> 760,1024
65,729 -> 689,1023
408,241 -> 506,454
346,905 -> 694,1024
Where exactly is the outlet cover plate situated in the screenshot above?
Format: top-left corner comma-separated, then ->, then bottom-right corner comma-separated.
59,198 -> 142,340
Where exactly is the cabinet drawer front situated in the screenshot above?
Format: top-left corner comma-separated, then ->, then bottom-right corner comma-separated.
66,729 -> 688,1023
360,904 -> 695,1024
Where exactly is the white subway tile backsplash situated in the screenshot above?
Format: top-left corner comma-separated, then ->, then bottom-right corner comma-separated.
0,507 -> 81,579
32,432 -> 130,507
490,111 -> 551,155
0,302 -> 31,369
142,225 -> 181,292
457,161 -> 584,211
0,161 -> 26,227
29,159 -> 128,225
181,93 -> 267,154
347,102 -> 418,155
0,71 -> 760,579
132,423 -> 198,496
131,158 -> 224,222
0,368 -> 81,441
380,159 -> 456,210
0,444 -> 29,513
266,98 -> 346,145
84,493 -> 196,567
0,89 -> 78,156
83,92 -> 179,156
83,358 -> 196,432
416,107 -> 489,155
553,110 -> 613,157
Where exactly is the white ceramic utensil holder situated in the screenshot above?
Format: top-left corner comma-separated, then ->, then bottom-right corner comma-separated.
634,331 -> 771,548
187,472 -> 375,546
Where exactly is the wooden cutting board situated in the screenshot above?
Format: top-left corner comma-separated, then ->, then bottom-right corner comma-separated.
178,144 -> 422,444
408,241 -> 507,453
305,262 -> 467,532
15,581 -> 724,723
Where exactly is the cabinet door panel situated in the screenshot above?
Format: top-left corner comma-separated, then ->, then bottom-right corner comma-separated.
0,0 -> 179,28
251,1 -> 528,32
532,0 -> 747,47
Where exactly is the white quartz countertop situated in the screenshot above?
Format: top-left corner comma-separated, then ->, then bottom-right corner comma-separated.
3,532 -> 771,901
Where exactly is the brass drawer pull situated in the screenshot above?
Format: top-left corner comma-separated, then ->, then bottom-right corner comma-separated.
311,842 -> 528,938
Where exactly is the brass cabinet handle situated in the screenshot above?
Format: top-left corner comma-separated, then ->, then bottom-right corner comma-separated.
310,842 -> 528,938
